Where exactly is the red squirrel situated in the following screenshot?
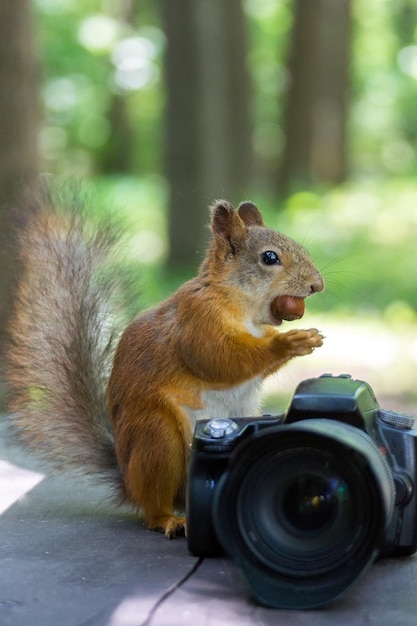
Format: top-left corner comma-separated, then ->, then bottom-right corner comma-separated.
6,190 -> 324,538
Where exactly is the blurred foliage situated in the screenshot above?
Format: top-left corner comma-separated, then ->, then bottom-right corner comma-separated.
34,0 -> 417,182
351,0 -> 417,177
35,0 -> 163,176
33,0 -> 417,319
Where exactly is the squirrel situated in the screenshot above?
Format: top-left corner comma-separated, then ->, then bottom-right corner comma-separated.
5,187 -> 324,538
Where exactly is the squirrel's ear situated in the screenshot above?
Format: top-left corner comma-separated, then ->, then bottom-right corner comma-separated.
211,200 -> 246,252
237,201 -> 265,227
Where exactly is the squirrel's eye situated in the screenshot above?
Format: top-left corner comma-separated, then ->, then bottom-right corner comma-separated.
262,250 -> 281,265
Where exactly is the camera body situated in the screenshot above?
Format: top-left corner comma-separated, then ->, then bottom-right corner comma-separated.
187,374 -> 417,609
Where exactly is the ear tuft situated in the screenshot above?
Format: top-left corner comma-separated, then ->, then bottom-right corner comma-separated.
237,201 -> 265,227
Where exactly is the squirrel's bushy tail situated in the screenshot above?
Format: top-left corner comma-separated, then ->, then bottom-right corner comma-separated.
6,184 -> 123,492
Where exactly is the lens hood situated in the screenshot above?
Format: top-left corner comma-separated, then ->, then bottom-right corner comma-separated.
212,418 -> 395,609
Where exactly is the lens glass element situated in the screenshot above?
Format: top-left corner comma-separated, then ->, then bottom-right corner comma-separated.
282,470 -> 348,532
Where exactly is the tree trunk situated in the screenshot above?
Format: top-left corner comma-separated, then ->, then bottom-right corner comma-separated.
160,0 -> 252,268
99,95 -> 135,174
280,0 -> 351,192
98,1 -> 137,175
0,1 -> 39,366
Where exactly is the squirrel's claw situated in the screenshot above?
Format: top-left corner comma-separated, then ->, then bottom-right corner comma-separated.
147,515 -> 186,539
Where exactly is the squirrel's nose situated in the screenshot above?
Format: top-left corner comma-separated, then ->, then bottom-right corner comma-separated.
310,275 -> 324,294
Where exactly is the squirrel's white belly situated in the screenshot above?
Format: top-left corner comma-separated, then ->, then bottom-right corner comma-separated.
185,377 -> 262,426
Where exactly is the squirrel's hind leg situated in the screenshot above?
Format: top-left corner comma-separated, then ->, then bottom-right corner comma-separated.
114,402 -> 191,539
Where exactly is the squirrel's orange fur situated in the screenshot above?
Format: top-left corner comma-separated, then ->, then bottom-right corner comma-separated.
6,192 -> 324,538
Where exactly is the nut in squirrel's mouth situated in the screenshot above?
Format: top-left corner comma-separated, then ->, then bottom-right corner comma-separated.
270,295 -> 305,325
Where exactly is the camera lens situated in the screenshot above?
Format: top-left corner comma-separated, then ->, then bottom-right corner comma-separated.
236,447 -> 360,575
213,418 -> 395,609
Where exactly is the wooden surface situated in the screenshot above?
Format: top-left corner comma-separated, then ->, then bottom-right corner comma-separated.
1,423 -> 417,626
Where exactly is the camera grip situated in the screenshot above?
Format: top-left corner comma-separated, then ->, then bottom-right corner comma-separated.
187,452 -> 228,556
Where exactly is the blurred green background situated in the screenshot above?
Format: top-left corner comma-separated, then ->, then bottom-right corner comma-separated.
1,0 -> 416,407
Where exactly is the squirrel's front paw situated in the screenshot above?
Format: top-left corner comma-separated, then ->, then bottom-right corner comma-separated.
280,328 -> 324,356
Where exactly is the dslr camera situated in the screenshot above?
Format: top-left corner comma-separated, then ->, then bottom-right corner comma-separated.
187,374 -> 417,610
